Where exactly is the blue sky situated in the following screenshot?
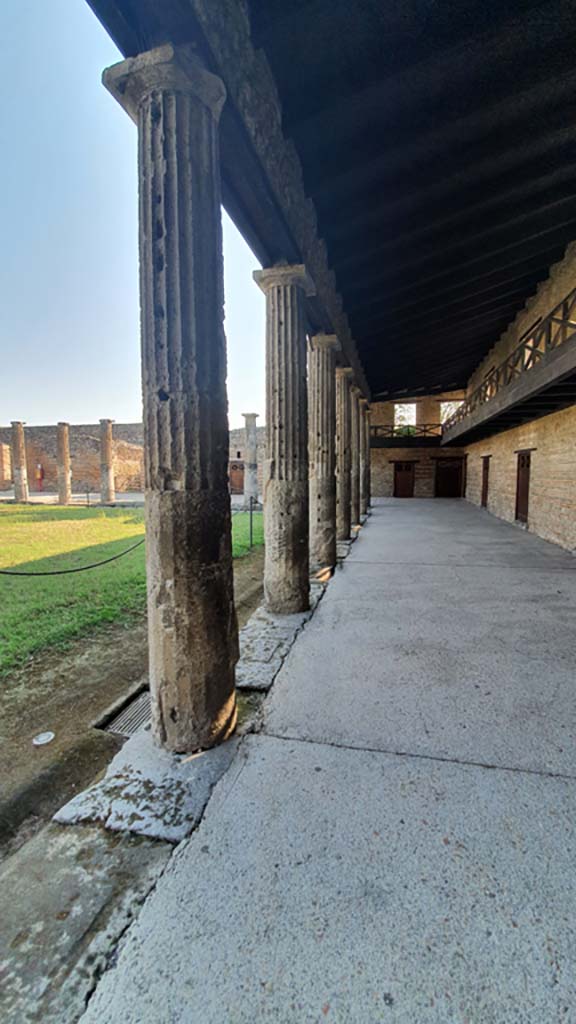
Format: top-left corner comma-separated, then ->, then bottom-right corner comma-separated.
0,0 -> 265,430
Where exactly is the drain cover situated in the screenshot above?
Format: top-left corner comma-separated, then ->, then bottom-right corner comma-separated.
104,690 -> 151,737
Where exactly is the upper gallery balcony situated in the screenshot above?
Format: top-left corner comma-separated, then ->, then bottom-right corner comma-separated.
443,288 -> 576,445
370,423 -> 443,447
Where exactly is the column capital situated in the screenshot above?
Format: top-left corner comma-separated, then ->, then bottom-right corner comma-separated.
99,418 -> 114,425
335,366 -> 354,379
310,332 -> 340,351
242,412 -> 259,421
103,43 -> 227,124
11,420 -> 25,427
360,397 -> 370,408
253,264 -> 315,296
350,383 -> 362,397
57,421 -> 70,427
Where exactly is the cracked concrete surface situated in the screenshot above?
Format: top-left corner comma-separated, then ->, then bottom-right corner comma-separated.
10,500 -> 576,1022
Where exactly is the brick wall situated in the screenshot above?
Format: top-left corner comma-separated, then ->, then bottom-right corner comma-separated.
228,425 -> 266,492
0,443 -> 11,490
464,405 -> 576,551
371,447 -> 465,497
0,424 -> 144,494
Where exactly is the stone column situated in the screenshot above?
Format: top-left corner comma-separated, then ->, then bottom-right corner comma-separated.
350,385 -> 361,527
254,264 -> 314,614
242,413 -> 259,508
308,333 -> 339,570
359,399 -> 369,517
11,421 -> 29,503
365,403 -> 372,508
104,44 -> 238,752
99,419 -> 115,504
335,367 -> 352,541
57,422 -> 72,505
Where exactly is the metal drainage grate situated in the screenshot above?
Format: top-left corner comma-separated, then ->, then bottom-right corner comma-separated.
104,689 -> 151,737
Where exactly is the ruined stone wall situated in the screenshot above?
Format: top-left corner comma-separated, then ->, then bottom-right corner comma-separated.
0,442 -> 11,490
0,424 -> 144,494
467,243 -> 576,395
464,405 -> 576,551
370,447 -> 465,498
228,425 -> 266,492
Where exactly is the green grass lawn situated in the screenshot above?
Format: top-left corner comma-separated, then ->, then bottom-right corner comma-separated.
0,504 -> 263,675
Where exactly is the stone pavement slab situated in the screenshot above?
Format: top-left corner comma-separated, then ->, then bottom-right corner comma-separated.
0,822 -> 170,1024
55,730 -> 239,842
266,507 -> 576,776
80,734 -> 576,1024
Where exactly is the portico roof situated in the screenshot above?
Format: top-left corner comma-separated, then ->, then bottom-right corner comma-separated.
87,0 -> 576,398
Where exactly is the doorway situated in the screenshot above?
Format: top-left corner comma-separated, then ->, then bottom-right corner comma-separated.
435,458 -> 464,498
515,451 -> 531,523
481,456 -> 490,507
229,461 -> 245,495
393,461 -> 415,498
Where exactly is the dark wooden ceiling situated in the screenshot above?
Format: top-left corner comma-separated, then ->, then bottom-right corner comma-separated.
87,0 -> 576,398
248,0 -> 576,397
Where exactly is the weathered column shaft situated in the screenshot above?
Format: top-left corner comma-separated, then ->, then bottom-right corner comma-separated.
350,386 -> 361,526
104,44 -> 238,752
360,399 -> 369,517
99,419 -> 115,504
254,264 -> 314,614
57,422 -> 72,505
365,404 -> 372,508
11,421 -> 29,503
335,368 -> 352,541
242,413 -> 259,508
308,334 -> 338,569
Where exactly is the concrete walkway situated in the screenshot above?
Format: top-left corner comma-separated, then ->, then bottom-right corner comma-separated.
81,500 -> 576,1023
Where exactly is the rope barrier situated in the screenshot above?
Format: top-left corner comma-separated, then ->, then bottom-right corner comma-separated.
0,537 -> 146,577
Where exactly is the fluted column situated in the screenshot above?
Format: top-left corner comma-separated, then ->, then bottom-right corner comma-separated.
99,419 -> 115,504
57,422 -> 72,505
350,385 -> 361,527
364,403 -> 372,509
104,44 -> 238,752
242,413 -> 259,508
11,421 -> 29,503
254,264 -> 314,613
360,399 -> 369,516
335,368 -> 352,541
308,333 -> 339,569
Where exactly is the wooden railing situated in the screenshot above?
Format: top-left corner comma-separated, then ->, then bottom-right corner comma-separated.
443,287 -> 576,431
371,423 -> 442,439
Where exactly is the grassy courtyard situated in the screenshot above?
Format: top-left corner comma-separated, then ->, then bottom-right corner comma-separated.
0,504 -> 263,675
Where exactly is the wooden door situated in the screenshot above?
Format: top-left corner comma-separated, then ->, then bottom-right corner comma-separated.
394,462 -> 415,498
229,461 -> 245,495
481,457 -> 490,507
435,458 -> 463,498
515,451 -> 531,522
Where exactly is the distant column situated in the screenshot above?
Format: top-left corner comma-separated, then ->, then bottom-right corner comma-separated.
104,44 -> 238,752
57,422 -> 72,505
242,413 -> 259,508
11,421 -> 29,503
360,399 -> 369,517
254,263 -> 314,614
308,333 -> 339,570
350,385 -> 361,527
99,419 -> 115,504
335,367 -> 352,541
365,403 -> 372,508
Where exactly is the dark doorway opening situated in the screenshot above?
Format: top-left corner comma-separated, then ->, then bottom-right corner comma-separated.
435,458 -> 464,498
393,461 -> 415,498
481,456 -> 490,508
515,451 -> 531,523
229,461 -> 245,494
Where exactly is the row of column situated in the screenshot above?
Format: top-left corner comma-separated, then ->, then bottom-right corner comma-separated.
9,419 -> 116,504
103,43 -> 371,753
